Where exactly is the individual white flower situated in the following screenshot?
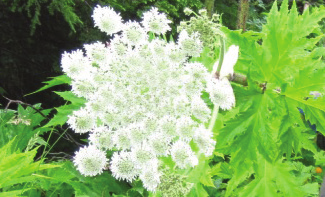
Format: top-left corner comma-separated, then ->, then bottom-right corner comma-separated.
61,49 -> 93,80
89,126 -> 114,150
158,116 -> 178,138
170,140 -> 198,169
85,98 -> 107,116
206,77 -> 235,110
191,96 -> 211,123
73,145 -> 108,176
193,125 -> 216,156
131,145 -> 157,167
71,79 -> 97,99
213,45 -> 239,78
142,7 -> 172,34
176,116 -> 197,141
112,128 -> 131,150
173,95 -> 191,116
127,122 -> 149,146
139,165 -> 161,192
184,62 -> 209,84
102,109 -> 121,129
144,113 -> 159,132
150,38 -> 167,59
184,7 -> 193,16
92,5 -> 123,36
178,30 -> 203,57
84,42 -> 109,63
67,108 -> 95,134
148,133 -> 171,156
122,21 -> 147,45
165,42 -> 187,65
110,151 -> 140,182
110,35 -> 129,56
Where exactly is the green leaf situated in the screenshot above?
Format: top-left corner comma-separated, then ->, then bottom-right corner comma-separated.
55,91 -> 86,105
238,156 -> 305,197
26,74 -> 71,96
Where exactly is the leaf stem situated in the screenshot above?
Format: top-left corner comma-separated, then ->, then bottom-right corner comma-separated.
208,104 -> 220,132
216,36 -> 225,75
208,36 -> 226,132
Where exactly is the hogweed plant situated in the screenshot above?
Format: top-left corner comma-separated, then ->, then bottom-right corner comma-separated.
60,5 -> 236,194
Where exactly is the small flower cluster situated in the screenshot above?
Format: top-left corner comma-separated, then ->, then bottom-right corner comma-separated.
62,6 -> 235,192
178,8 -> 223,57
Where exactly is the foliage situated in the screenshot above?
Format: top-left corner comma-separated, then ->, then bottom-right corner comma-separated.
0,138 -> 59,196
26,160 -> 131,197
0,104 -> 51,150
214,0 -> 325,195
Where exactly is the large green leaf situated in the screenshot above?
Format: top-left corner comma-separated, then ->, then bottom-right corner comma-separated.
238,155 -> 305,197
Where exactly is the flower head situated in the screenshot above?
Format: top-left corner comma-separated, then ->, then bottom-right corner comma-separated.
139,165 -> 161,192
170,140 -> 198,169
73,146 -> 108,176
89,126 -> 114,150
110,151 -> 140,182
178,30 -> 203,57
122,21 -> 147,45
142,7 -> 172,34
206,78 -> 235,110
67,108 -> 95,134
92,5 -> 123,36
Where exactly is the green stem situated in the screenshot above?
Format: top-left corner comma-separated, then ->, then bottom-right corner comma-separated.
216,36 -> 225,74
208,104 -> 219,132
208,36 -> 226,132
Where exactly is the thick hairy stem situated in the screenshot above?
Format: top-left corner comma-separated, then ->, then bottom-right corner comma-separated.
205,0 -> 215,18
236,0 -> 250,31
215,72 -> 248,86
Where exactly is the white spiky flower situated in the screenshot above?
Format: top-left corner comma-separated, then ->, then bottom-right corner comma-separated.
142,7 -> 172,34
89,126 -> 114,150
139,164 -> 161,192
110,35 -> 129,56
71,79 -> 97,99
148,133 -> 171,156
112,128 -> 131,150
193,125 -> 216,156
84,42 -> 110,63
73,145 -> 108,176
158,116 -> 178,138
206,77 -> 235,110
122,21 -> 147,45
110,151 -> 140,182
61,49 -> 94,80
67,108 -> 95,134
92,5 -> 123,36
191,96 -> 211,123
131,145 -> 157,167
170,140 -> 198,169
176,116 -> 197,142
178,30 -> 203,57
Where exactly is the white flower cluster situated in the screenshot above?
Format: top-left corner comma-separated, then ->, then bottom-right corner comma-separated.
62,5 -> 234,192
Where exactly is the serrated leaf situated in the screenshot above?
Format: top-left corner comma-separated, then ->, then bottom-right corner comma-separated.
26,74 -> 71,96
238,156 -> 305,197
54,91 -> 86,105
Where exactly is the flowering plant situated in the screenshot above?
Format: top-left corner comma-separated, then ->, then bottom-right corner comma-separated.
60,5 -> 236,193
